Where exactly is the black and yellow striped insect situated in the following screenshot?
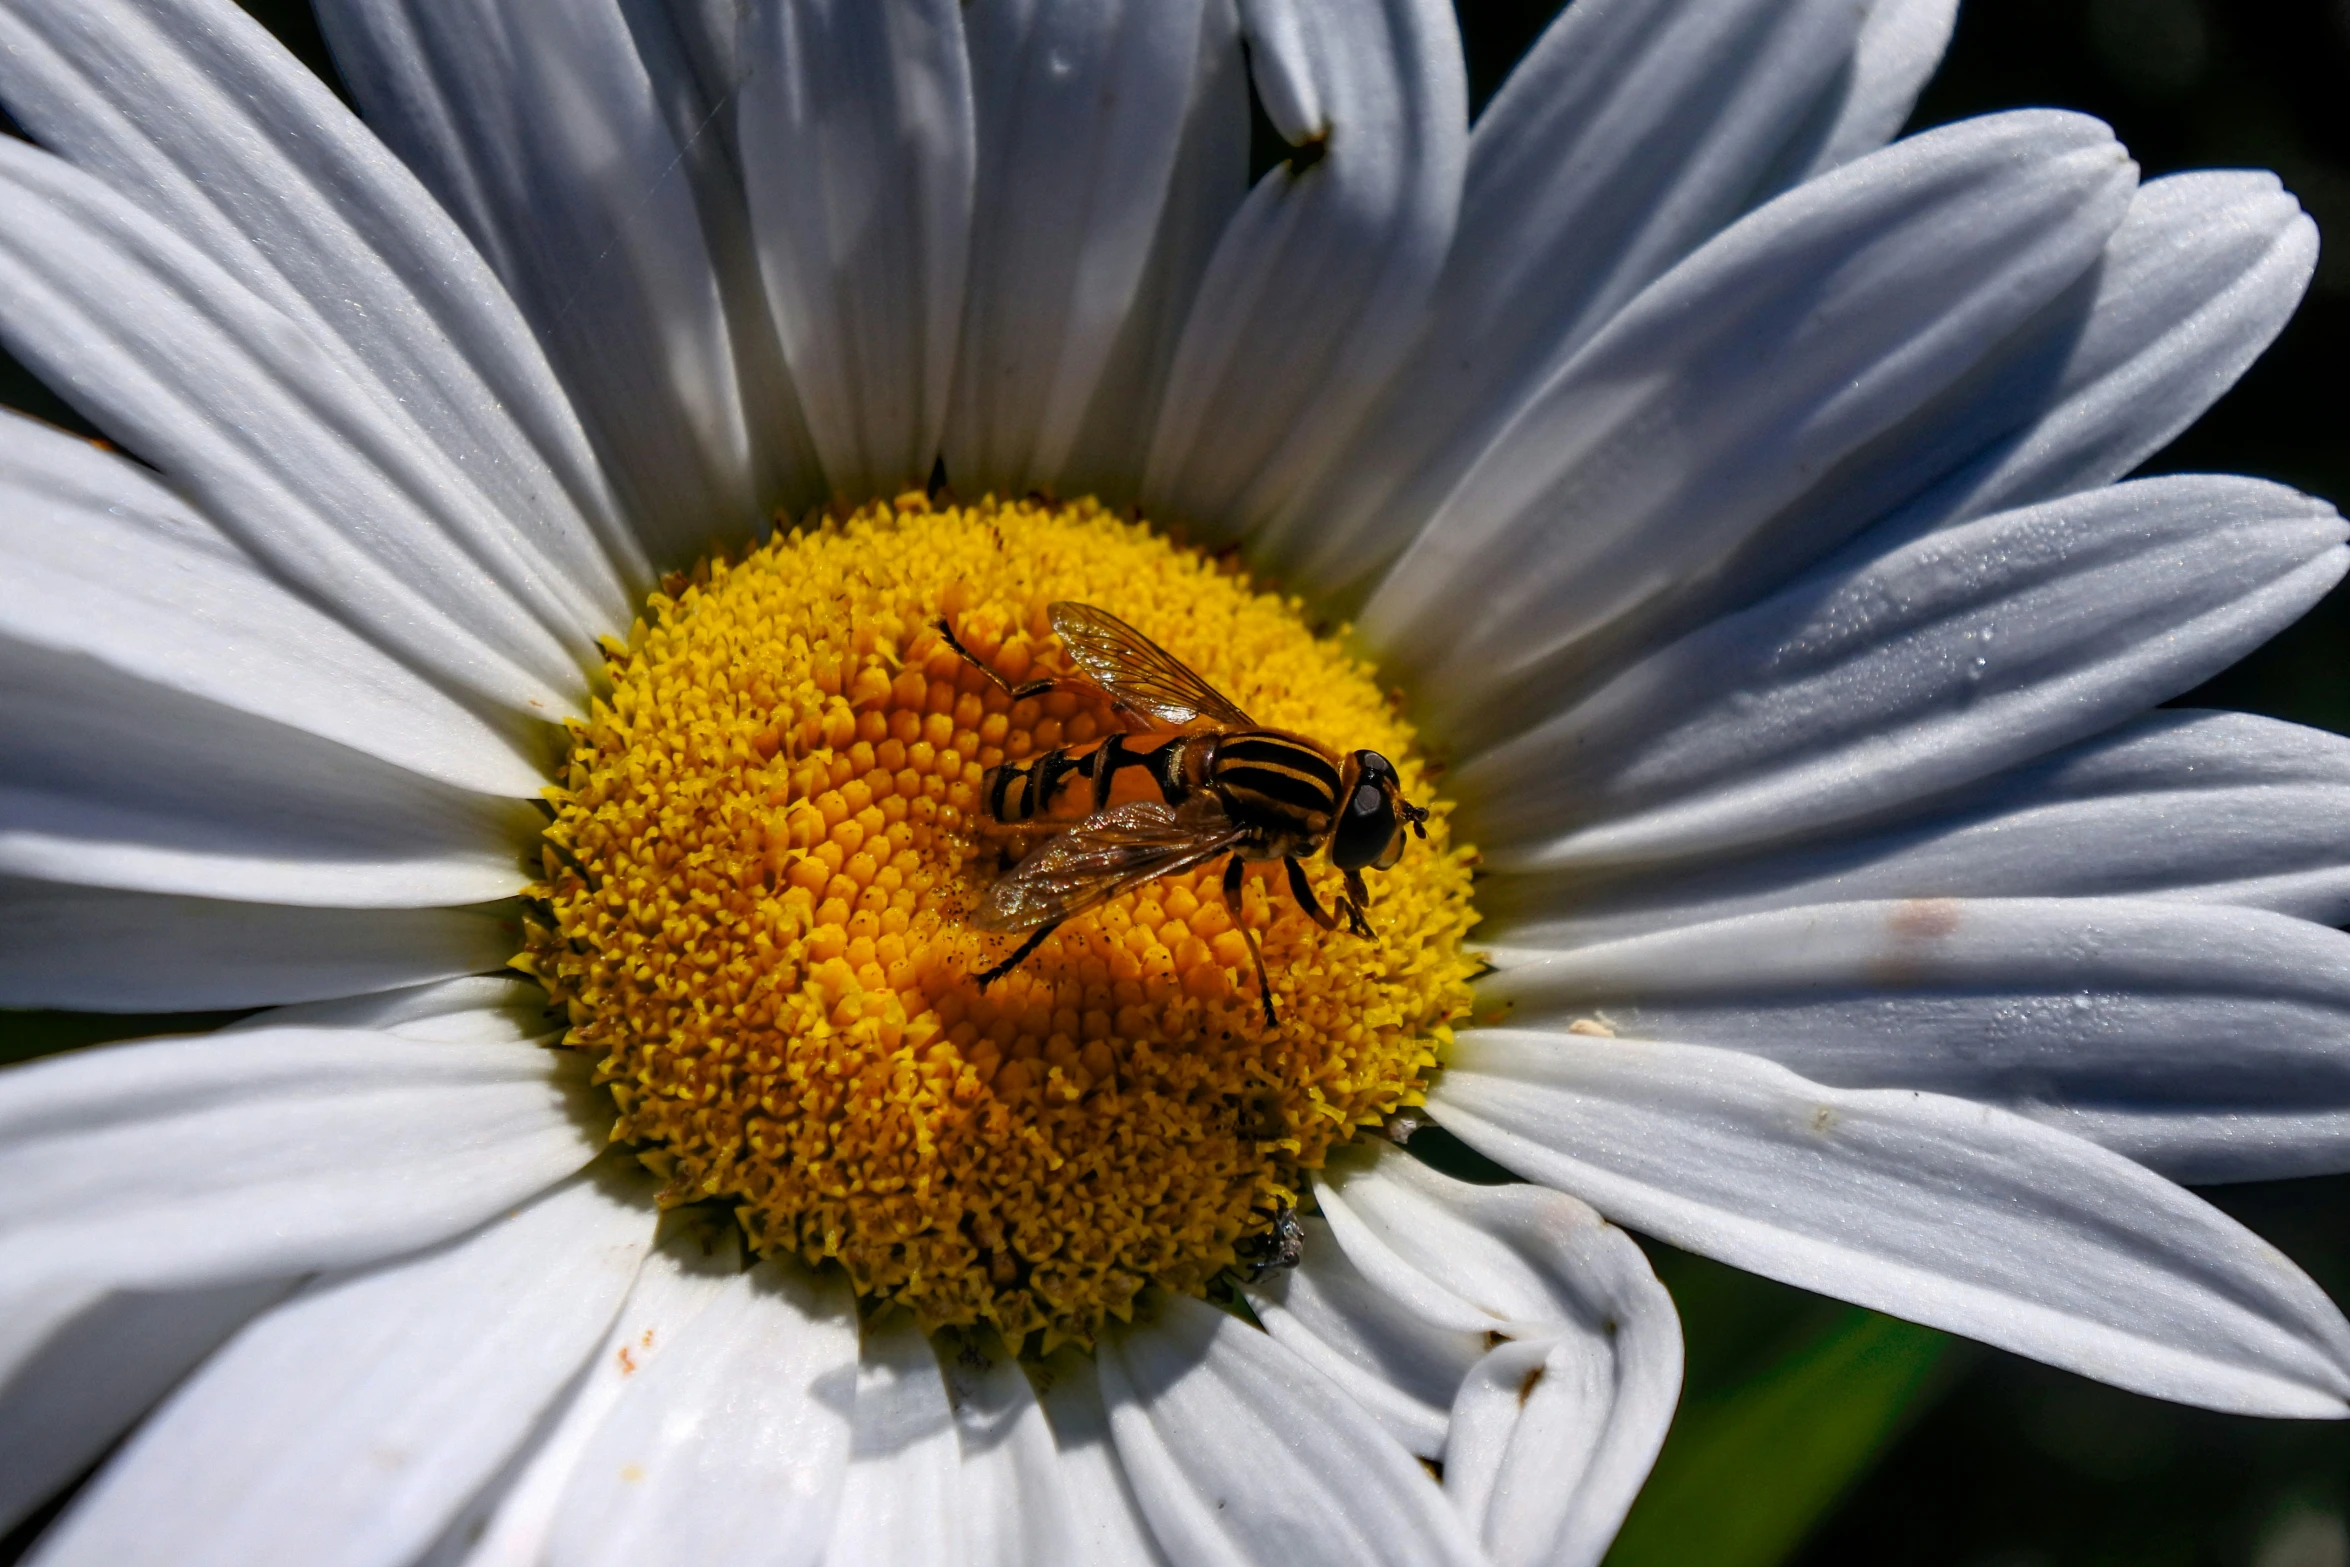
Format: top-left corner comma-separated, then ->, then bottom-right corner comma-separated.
937,603 -> 1428,1027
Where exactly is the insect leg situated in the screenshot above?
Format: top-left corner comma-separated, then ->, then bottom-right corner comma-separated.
1283,857 -> 1339,931
935,616 -> 1059,703
1224,853 -> 1279,1029
1340,869 -> 1374,938
976,920 -> 1061,988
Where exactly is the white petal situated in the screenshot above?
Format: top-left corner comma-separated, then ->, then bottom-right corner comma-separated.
1263,0 -> 1880,586
0,778 -> 527,909
1446,1328 -> 1679,1567
1482,709 -> 2350,946
1433,1029 -> 2350,1416
0,1278 -> 291,1538
1140,0 -> 1466,539
0,1024 -> 601,1392
1882,170 -> 2319,542
1244,1211 -> 1481,1457
1,570 -> 533,903
28,1169 -> 653,1567
0,407 -> 544,801
824,1317 -> 963,1567
1032,1352 -> 1174,1567
0,878 -> 519,1010
314,0 -> 798,565
1651,171 -> 2325,644
547,1260 -> 860,1567
0,612 -> 536,898
1363,112 -> 2136,743
0,139 -> 589,719
949,0 -> 1215,495
1054,0 -> 1249,505
1099,1293 -> 1487,1567
1308,1151 -> 1680,1567
1462,475 -> 2349,874
613,1 -> 831,533
429,1214 -> 744,1567
0,0 -> 639,621
1783,0 -> 1960,181
1325,158 -> 2309,674
1485,897 -> 2350,1186
1653,168 -> 2321,662
740,0 -> 975,501
1316,1150 -> 1672,1338
231,976 -> 554,1043
946,1335 -> 1088,1567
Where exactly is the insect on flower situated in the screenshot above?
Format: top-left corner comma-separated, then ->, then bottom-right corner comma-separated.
939,602 -> 1430,1027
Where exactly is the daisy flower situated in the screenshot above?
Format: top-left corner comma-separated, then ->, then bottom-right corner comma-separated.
3,0 -> 2349,1564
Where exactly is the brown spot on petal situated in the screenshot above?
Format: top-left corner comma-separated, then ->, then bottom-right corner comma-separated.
1871,898 -> 1964,987
1889,898 -> 1963,941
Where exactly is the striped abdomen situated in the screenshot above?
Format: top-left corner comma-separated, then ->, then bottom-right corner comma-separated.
982,729 -> 1343,842
984,732 -> 1196,825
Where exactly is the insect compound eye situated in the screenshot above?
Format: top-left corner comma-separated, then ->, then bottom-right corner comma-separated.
1332,753 -> 1403,872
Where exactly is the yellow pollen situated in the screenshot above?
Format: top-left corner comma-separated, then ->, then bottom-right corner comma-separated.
522,494 -> 1479,1348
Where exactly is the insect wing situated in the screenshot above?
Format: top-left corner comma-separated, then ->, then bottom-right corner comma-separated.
972,799 -> 1243,932
1049,602 -> 1255,728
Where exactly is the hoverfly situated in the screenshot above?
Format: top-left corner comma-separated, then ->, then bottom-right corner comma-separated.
936,602 -> 1428,1027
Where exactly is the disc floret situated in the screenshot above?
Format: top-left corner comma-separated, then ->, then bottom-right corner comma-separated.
523,494 -> 1479,1346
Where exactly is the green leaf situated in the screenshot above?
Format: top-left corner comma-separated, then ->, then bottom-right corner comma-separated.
1605,1307 -> 1953,1567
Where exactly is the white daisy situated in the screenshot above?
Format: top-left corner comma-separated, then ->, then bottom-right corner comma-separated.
1,0 -> 2346,1565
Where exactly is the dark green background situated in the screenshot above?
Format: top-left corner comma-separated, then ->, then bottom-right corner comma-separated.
5,2 -> 2348,1564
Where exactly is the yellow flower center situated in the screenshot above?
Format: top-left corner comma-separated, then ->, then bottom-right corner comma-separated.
523,494 -> 1478,1348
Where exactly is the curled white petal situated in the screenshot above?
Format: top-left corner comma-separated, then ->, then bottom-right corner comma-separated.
1433,1028 -> 2350,1416
1099,1292 -> 1487,1567
1244,1210 -> 1481,1457
1307,1150 -> 1681,1566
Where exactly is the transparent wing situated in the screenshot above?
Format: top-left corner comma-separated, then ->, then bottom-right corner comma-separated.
971,799 -> 1245,932
1049,602 -> 1255,728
